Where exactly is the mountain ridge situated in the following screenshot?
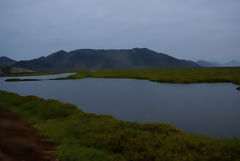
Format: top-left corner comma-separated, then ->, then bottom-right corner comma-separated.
12,48 -> 200,72
0,56 -> 16,66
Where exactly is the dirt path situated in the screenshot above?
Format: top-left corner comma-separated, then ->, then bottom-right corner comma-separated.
0,107 -> 57,161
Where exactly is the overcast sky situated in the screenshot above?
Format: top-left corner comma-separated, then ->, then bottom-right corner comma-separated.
0,0 -> 239,62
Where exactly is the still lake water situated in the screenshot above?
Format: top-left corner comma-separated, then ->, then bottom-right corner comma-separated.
0,73 -> 240,138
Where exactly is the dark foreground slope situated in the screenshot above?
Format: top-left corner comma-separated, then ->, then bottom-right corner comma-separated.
0,108 -> 56,161
13,48 -> 199,72
0,90 -> 240,161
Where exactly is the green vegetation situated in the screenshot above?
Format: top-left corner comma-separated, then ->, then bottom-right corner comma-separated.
53,67 -> 240,90
5,78 -> 41,82
56,67 -> 240,84
0,90 -> 240,161
237,86 -> 240,90
3,68 -> 240,90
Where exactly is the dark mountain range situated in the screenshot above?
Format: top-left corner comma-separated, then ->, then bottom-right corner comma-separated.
12,48 -> 199,72
0,56 -> 16,66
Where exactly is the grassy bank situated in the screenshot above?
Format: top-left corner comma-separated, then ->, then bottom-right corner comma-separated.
51,67 -> 240,91
55,67 -> 240,84
2,68 -> 240,91
0,90 -> 240,161
2,68 -> 240,88
0,72 -> 64,77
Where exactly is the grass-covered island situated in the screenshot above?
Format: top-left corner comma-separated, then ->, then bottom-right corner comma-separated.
5,78 -> 41,82
0,90 -> 240,161
0,72 -> 63,77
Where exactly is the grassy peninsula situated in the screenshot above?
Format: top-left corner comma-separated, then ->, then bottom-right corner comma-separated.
55,67 -> 240,87
0,90 -> 240,161
57,67 -> 240,83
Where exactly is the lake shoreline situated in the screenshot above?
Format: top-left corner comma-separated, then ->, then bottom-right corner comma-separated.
3,67 -> 240,90
1,72 -> 240,138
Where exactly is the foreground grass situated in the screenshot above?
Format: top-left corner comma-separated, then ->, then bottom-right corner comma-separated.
0,90 -> 240,161
55,67 -> 240,84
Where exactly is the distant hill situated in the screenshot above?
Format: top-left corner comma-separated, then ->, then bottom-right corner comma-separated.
196,59 -> 240,67
196,60 -> 218,67
224,60 -> 240,67
0,56 -> 16,66
0,56 -> 34,75
0,66 -> 34,75
13,48 -> 199,72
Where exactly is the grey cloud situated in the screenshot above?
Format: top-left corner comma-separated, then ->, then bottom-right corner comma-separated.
0,0 -> 239,63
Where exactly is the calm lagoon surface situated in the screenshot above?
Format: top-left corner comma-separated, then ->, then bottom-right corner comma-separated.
0,73 -> 240,138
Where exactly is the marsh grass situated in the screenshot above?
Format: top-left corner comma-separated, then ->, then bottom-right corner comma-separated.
51,67 -> 240,90
56,67 -> 240,84
3,68 -> 240,89
0,90 -> 240,161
